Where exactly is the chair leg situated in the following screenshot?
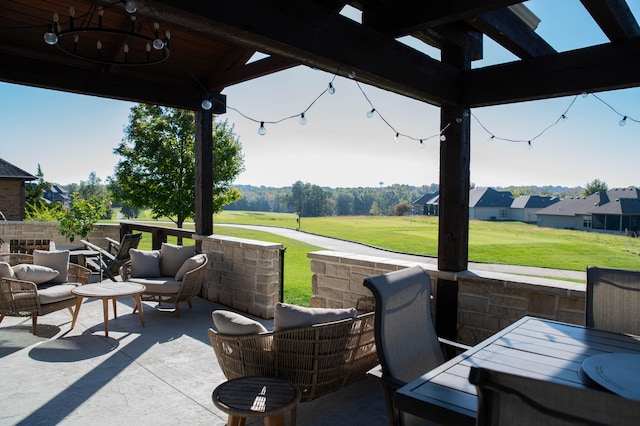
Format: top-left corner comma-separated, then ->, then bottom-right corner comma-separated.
0,314 -> 4,324
175,303 -> 180,317
31,315 -> 38,335
187,299 -> 193,309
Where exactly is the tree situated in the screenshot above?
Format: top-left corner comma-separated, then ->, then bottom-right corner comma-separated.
287,181 -> 330,217
57,193 -> 106,242
391,202 -> 413,216
582,179 -> 608,196
25,164 -> 57,221
113,105 -> 244,228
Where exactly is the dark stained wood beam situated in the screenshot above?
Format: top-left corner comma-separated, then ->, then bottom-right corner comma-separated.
580,0 -> 640,41
210,56 -> 299,92
0,51 -> 210,110
195,110 -> 214,240
462,37 -> 640,107
146,0 -> 460,107
361,0 -> 522,35
468,7 -> 556,59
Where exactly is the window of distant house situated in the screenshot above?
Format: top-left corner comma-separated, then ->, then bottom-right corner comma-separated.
583,216 -> 592,228
499,209 -> 508,218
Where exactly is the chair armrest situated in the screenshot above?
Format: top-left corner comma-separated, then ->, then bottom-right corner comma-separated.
80,239 -> 116,261
104,237 -> 121,255
119,261 -> 132,281
67,263 -> 92,285
0,277 -> 39,311
439,337 -> 471,352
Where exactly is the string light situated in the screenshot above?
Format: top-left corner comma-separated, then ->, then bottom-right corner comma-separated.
327,82 -> 336,94
366,108 -> 376,118
299,113 -> 307,125
258,122 -> 266,135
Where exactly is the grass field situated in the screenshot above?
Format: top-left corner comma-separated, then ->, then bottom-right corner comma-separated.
124,210 -> 640,306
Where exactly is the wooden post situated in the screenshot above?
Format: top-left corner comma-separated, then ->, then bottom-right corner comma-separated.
195,110 -> 214,249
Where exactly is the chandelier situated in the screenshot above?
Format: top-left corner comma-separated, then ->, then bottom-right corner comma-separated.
43,1 -> 170,66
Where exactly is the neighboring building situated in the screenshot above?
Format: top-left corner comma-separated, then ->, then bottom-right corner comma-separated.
536,187 -> 640,234
412,192 -> 439,215
0,158 -> 36,220
510,195 -> 559,223
44,184 -> 70,206
469,187 -> 513,221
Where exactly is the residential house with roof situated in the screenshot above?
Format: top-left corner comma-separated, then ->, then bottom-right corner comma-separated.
0,158 -> 36,220
412,192 -> 439,215
468,187 -> 514,221
536,187 -> 640,235
510,195 -> 559,223
43,184 -> 70,207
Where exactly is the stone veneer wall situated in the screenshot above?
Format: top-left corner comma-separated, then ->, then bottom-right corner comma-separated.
308,250 -> 586,346
0,181 -> 26,220
0,221 -> 120,250
199,234 -> 284,319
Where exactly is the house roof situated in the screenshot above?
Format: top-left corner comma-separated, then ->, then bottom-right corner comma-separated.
413,192 -> 439,205
510,195 -> 558,209
536,187 -> 640,217
469,187 -> 513,208
0,158 -> 36,180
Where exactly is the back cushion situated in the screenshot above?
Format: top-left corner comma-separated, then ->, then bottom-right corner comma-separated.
0,261 -> 15,279
33,250 -> 69,284
212,310 -> 268,335
160,243 -> 195,277
273,302 -> 357,331
12,264 -> 59,285
129,249 -> 161,278
175,254 -> 206,281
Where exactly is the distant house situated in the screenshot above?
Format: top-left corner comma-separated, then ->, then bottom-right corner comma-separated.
0,158 -> 36,220
44,184 -> 70,206
511,195 -> 559,223
469,187 -> 513,221
412,192 -> 439,215
536,187 -> 640,234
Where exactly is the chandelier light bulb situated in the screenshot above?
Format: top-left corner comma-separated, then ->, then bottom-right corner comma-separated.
327,83 -> 335,94
366,108 -> 375,118
44,26 -> 58,45
153,38 -> 165,50
69,7 -> 75,18
258,122 -> 267,135
146,42 -> 151,52
53,11 -> 59,23
619,116 -> 627,126
299,113 -> 307,125
124,43 -> 129,53
456,117 -> 463,124
124,1 -> 137,14
201,99 -> 212,110
165,31 -> 171,40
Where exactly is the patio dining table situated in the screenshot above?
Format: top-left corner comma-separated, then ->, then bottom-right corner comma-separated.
395,316 -> 640,425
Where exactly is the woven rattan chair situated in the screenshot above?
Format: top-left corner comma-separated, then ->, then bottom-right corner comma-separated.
586,266 -> 640,335
209,311 -> 378,402
363,266 -> 469,426
81,233 -> 142,281
0,253 -> 92,334
469,366 -> 640,425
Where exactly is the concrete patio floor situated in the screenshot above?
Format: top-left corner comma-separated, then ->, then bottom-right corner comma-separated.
0,289 -> 388,426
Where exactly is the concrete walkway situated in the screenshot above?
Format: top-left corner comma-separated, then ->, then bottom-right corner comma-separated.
216,223 -> 586,281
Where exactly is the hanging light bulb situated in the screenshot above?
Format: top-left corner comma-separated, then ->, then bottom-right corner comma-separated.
393,132 -> 399,143
619,116 -> 627,126
561,114 -> 568,122
581,92 -> 588,98
486,135 -> 495,143
419,140 -> 425,149
258,122 -> 267,135
152,22 -> 165,49
299,113 -> 307,125
44,25 -> 58,45
456,117 -> 463,124
348,71 -> 356,79
527,141 -> 533,150
124,0 -> 137,14
201,98 -> 212,110
327,83 -> 335,94
439,134 -> 446,142
366,108 -> 375,118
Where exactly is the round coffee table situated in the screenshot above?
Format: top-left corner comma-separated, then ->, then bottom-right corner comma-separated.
212,376 -> 301,426
71,281 -> 146,337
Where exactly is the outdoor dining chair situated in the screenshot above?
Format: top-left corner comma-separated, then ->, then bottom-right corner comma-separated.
81,233 -> 142,281
586,266 -> 640,335
363,266 -> 469,426
469,366 -> 640,425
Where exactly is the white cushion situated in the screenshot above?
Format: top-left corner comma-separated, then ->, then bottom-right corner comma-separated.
273,302 -> 357,331
175,254 -> 206,281
33,249 -> 69,284
37,283 -> 81,304
160,243 -> 195,277
127,277 -> 181,294
130,249 -> 161,278
12,264 -> 60,285
212,310 -> 268,335
0,261 -> 15,279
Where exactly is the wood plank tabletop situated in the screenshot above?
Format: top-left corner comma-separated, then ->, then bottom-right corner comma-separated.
395,316 -> 640,425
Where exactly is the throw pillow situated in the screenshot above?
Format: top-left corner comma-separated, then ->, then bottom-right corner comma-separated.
129,249 -> 161,278
33,249 -> 69,284
212,310 -> 268,335
12,264 -> 59,285
273,302 -> 357,331
0,261 -> 16,279
160,243 -> 196,277
175,254 -> 206,281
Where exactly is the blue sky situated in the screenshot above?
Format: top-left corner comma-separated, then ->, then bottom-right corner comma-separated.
1,1 -> 639,189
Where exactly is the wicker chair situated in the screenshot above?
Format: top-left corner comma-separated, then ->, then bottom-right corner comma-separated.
120,254 -> 208,317
0,253 -> 92,334
208,311 -> 378,402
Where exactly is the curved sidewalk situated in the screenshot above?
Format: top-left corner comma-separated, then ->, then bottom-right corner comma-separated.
216,224 -> 586,281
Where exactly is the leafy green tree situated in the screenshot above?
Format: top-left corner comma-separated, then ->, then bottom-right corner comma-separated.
391,202 -> 413,216
57,193 -> 106,242
113,104 -> 244,228
287,181 -> 330,217
582,179 -> 608,196
25,164 -> 60,221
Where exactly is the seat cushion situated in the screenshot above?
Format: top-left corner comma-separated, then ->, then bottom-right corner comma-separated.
37,283 -> 81,304
129,249 -> 161,278
175,254 -> 206,281
160,243 -> 196,277
212,310 -> 268,335
273,302 -> 357,331
12,264 -> 60,285
33,249 -> 70,284
0,261 -> 15,279
128,277 -> 181,294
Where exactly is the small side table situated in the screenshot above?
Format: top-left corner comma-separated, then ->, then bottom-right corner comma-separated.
212,376 -> 301,426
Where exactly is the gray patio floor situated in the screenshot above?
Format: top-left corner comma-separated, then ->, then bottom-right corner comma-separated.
0,291 -> 388,426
